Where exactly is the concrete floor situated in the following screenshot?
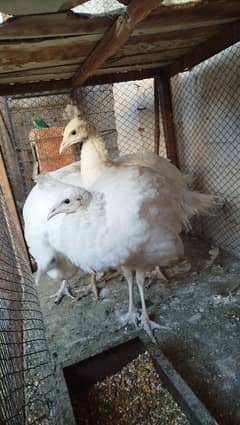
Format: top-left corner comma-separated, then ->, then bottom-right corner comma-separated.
37,236 -> 240,425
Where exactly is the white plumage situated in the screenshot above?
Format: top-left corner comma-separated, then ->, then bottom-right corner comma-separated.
23,162 -> 84,302
49,105 -> 215,339
47,164 -> 214,339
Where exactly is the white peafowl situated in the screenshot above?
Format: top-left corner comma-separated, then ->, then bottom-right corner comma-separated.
47,164 -> 214,341
23,162 -> 98,303
59,105 -> 214,279
60,104 -> 191,189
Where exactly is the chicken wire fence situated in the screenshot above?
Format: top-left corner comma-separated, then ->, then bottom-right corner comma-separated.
171,42 -> 240,258
0,188 -> 59,424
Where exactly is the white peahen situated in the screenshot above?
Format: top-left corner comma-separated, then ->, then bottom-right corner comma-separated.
47,164 -> 214,341
23,162 -> 98,302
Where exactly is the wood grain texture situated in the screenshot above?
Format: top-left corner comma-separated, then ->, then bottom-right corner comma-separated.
72,0 -> 163,86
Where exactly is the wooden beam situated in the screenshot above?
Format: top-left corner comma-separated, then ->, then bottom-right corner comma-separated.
94,62 -> 170,75
104,48 -> 190,68
0,66 -> 171,96
154,77 -> 160,155
72,0 -> 163,87
158,74 -> 178,166
85,66 -> 166,85
0,11 -> 114,40
0,147 -> 29,260
167,20 -> 240,76
0,36 -> 98,73
0,79 -> 72,96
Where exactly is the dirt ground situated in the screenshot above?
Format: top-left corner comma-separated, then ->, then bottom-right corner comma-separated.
37,235 -> 240,425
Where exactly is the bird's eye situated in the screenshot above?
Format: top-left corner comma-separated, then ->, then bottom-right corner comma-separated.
64,198 -> 70,204
71,130 -> 76,135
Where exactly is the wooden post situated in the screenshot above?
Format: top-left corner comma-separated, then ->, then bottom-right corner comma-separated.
158,73 -> 179,167
0,147 -> 30,263
154,77 -> 160,155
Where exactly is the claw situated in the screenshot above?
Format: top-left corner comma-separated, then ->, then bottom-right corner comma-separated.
49,280 -> 75,304
138,313 -> 170,343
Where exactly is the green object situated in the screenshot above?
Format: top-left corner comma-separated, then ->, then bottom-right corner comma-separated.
32,117 -> 49,128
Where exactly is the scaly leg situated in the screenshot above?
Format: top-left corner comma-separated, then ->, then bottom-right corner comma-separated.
136,270 -> 168,343
118,267 -> 140,327
49,280 -> 75,304
146,266 -> 168,287
90,272 -> 99,299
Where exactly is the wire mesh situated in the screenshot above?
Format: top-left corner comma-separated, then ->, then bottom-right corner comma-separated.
112,78 -> 166,156
0,92 -> 73,209
73,84 -> 119,159
171,42 -> 240,257
74,79 -> 166,157
0,189 -> 58,424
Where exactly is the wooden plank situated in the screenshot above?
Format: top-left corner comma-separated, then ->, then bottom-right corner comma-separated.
94,62 -> 170,75
158,74 -> 178,166
0,36 -> 97,73
0,71 -> 75,84
104,48 -> 190,67
154,77 -> 160,155
0,79 -> 72,96
86,66 -> 167,85
124,24 -> 226,52
72,0 -> 163,87
0,1 -> 239,40
146,0 -> 240,24
0,11 -> 114,40
0,147 -> 29,259
167,20 -> 240,75
0,66 -> 169,96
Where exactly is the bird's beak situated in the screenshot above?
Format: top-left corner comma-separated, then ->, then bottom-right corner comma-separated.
47,207 -> 61,221
59,138 -> 70,154
59,139 -> 84,155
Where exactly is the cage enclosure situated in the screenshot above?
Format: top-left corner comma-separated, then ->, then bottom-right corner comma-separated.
0,1 -> 240,425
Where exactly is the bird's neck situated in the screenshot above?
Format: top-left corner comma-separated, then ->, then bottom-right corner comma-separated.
81,130 -> 112,187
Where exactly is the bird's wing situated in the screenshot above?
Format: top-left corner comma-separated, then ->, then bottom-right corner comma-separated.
114,152 -> 191,185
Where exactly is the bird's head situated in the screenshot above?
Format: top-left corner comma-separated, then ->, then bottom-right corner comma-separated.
60,104 -> 95,154
47,187 -> 92,220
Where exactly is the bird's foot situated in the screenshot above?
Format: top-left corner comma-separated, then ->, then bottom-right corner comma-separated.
49,281 -> 75,304
99,269 -> 122,282
146,266 -> 168,287
138,313 -> 171,343
117,309 -> 141,328
75,284 -> 97,300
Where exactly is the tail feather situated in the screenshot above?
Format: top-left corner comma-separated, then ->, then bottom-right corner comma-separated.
181,190 -> 216,230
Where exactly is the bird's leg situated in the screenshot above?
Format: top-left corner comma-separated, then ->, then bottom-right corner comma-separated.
49,280 -> 75,304
118,267 -> 139,326
74,272 -> 99,300
136,270 -> 165,343
146,266 -> 168,287
90,271 -> 99,299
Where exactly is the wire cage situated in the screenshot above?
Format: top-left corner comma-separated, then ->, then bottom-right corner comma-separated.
0,187 -> 58,424
171,42 -> 240,258
0,38 -> 239,424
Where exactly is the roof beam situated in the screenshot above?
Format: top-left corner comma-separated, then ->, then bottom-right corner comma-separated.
166,20 -> 240,76
0,79 -> 72,96
71,0 -> 163,87
0,66 -> 169,96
